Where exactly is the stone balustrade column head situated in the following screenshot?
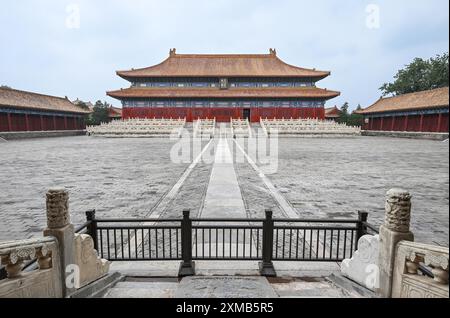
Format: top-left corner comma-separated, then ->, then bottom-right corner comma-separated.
46,188 -> 70,229
384,188 -> 412,233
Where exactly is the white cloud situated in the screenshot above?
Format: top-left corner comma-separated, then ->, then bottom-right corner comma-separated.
0,0 -> 448,109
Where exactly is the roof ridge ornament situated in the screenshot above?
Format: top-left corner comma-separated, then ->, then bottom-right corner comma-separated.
269,48 -> 277,56
170,48 -> 177,56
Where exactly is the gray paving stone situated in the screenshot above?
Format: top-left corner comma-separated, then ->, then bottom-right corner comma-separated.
271,280 -> 354,298
104,282 -> 178,298
237,136 -> 449,246
0,135 -> 448,248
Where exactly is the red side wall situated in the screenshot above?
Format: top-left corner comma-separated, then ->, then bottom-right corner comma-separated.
0,112 -> 86,132
363,113 -> 449,133
122,107 -> 325,122
0,113 -> 9,132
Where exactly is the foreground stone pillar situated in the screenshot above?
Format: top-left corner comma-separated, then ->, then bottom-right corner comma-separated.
43,188 -> 75,297
377,189 -> 414,298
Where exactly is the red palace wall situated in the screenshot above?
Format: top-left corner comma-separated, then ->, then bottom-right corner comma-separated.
122,107 -> 325,123
0,112 -> 86,132
363,113 -> 449,133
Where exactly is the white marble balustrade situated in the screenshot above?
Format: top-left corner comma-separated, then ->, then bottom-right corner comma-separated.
260,117 -> 361,136
87,118 -> 187,137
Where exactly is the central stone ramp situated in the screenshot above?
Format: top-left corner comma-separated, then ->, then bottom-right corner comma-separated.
196,134 -> 253,258
200,137 -> 246,219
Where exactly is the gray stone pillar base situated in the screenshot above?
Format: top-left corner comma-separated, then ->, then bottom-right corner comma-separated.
44,224 -> 75,296
178,261 -> 195,277
377,225 -> 414,297
259,261 -> 277,277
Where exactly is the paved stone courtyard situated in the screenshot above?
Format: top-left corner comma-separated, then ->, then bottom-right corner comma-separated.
265,137 -> 449,246
0,135 -> 448,247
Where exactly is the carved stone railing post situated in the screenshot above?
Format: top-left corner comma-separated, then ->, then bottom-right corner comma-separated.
377,188 -> 414,298
43,188 -> 75,297
0,238 -> 63,298
392,241 -> 448,298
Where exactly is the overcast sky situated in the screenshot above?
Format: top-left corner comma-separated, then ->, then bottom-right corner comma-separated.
0,0 -> 448,110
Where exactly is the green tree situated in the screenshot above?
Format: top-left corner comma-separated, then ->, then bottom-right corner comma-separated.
380,53 -> 449,96
347,112 -> 363,127
338,102 -> 349,124
87,101 -> 109,125
336,102 -> 363,127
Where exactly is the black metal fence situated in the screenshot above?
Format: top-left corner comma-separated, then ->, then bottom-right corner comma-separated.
81,209 -> 375,277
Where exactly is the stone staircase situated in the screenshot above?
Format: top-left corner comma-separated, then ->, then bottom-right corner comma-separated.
103,279 -> 179,298
101,276 -> 360,298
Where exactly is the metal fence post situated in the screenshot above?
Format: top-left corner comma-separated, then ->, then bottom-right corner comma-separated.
179,209 -> 195,277
356,211 -> 368,249
259,209 -> 276,277
85,210 -> 98,251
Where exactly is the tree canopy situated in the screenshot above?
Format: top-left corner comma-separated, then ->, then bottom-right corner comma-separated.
86,101 -> 110,125
380,52 -> 449,96
337,102 -> 363,127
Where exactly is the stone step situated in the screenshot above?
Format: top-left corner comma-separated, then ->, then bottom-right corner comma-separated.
175,276 -> 278,298
104,282 -> 179,298
270,280 -> 356,298
102,276 -> 357,298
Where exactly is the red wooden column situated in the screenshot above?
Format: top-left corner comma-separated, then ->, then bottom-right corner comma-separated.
419,114 -> 424,132
369,117 -> 373,130
53,116 -> 57,130
25,114 -> 30,131
437,113 -> 443,132
7,113 -> 12,132
403,115 -> 409,131
64,116 -> 68,130
40,115 -> 44,131
380,117 -> 384,131
391,116 -> 396,131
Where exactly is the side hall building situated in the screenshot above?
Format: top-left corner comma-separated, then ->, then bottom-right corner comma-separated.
0,87 -> 89,132
357,87 -> 449,133
325,106 -> 341,121
107,49 -> 340,122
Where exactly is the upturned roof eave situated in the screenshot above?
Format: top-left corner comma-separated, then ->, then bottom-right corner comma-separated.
116,72 -> 331,80
106,88 -> 340,100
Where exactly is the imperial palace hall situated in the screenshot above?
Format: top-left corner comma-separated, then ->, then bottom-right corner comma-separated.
107,49 -> 340,122
0,87 -> 89,132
